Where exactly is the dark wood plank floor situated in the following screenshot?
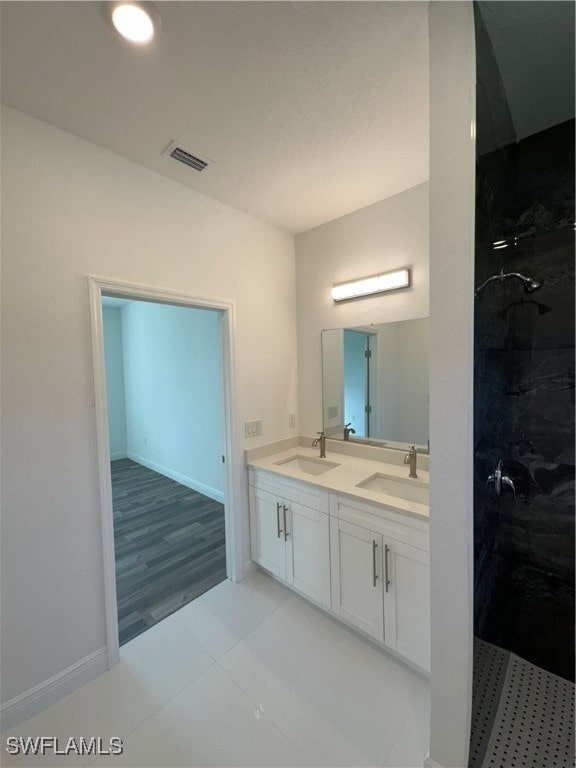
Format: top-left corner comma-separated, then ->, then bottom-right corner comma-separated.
111,458 -> 226,645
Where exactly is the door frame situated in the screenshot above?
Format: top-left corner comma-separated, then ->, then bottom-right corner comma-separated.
343,327 -> 378,438
88,276 -> 242,669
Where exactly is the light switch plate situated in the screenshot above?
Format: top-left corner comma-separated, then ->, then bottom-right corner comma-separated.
245,419 -> 262,437
327,405 -> 339,419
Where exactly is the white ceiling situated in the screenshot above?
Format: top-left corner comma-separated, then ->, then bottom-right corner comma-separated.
0,1 -> 430,234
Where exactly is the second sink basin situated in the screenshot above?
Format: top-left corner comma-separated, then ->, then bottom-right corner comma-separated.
356,473 -> 429,505
275,455 -> 340,476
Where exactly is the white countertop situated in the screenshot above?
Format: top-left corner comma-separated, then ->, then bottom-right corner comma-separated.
247,445 -> 430,521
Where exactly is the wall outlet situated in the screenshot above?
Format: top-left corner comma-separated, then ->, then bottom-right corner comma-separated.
245,419 -> 262,438
288,413 -> 296,428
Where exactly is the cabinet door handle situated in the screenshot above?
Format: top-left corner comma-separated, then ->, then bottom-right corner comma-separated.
372,540 -> 378,587
384,544 -> 391,593
276,502 -> 283,538
283,505 -> 289,540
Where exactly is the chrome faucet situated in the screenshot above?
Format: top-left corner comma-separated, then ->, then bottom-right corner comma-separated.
312,431 -> 326,459
343,423 -> 356,441
404,444 -> 418,478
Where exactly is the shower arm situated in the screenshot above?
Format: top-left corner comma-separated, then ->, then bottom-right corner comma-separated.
475,269 -> 539,298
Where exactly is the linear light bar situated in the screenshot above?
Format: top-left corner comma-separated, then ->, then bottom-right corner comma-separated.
331,268 -> 411,302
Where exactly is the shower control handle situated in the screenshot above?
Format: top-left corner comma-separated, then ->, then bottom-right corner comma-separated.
486,460 -> 516,498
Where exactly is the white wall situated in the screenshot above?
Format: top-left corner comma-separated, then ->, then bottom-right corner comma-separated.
296,182 -> 429,437
0,107 -> 297,709
394,320 -> 429,446
102,306 -> 128,459
427,3 -> 475,767
122,301 -> 224,501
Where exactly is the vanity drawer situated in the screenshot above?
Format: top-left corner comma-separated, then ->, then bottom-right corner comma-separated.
333,493 -> 429,552
249,467 -> 330,514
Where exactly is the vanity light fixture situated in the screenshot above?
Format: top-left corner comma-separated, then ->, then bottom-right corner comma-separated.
331,268 -> 411,302
104,1 -> 161,45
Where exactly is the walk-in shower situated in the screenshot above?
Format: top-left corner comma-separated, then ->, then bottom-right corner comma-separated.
469,3 -> 575,767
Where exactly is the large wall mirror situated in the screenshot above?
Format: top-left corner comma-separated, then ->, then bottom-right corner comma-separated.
321,317 -> 429,450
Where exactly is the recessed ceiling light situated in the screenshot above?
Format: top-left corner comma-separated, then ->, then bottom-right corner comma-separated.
104,2 -> 161,45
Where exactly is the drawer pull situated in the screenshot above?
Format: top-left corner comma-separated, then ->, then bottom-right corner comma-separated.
384,544 -> 391,592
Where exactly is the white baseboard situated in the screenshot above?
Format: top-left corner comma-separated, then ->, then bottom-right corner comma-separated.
424,756 -> 445,768
127,452 -> 224,504
110,451 -> 127,461
0,647 -> 108,733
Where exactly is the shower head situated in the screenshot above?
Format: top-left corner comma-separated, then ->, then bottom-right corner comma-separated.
522,278 -> 542,294
474,269 -> 543,299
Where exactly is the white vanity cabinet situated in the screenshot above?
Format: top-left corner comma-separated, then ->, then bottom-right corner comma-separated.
248,461 -> 430,673
249,468 -> 331,609
330,494 -> 430,671
382,538 -> 430,670
329,518 -> 385,643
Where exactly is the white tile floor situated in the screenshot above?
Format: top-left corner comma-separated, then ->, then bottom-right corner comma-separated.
2,572 -> 430,768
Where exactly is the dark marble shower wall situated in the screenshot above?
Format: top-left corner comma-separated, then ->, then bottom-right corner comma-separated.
473,8 -> 575,682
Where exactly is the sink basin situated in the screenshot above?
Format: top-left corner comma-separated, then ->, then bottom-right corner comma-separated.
356,473 -> 429,505
275,455 -> 340,476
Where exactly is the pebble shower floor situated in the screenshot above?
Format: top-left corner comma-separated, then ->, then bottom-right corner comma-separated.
469,639 -> 575,768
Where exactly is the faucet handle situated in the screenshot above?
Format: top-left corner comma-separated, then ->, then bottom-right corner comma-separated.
486,459 -> 516,498
313,430 -> 327,459
312,431 -> 325,447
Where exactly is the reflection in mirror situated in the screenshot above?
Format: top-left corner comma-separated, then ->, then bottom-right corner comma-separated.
321,318 -> 429,450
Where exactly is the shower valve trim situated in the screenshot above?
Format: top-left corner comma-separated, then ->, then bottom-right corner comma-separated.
486,459 -> 516,498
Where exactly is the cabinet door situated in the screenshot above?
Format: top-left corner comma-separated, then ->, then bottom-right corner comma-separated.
383,539 -> 430,671
330,517 -> 384,643
286,502 -> 330,608
249,486 -> 287,581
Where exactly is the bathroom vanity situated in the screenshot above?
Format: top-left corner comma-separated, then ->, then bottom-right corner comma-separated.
247,442 -> 430,673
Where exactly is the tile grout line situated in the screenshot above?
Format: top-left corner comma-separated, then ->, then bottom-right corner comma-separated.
105,580 -> 294,759
102,659 -> 222,764
378,708 -> 410,768
197,586 -> 313,765
212,659 -> 312,767
111,625 -> 221,750
175,580 -> 294,664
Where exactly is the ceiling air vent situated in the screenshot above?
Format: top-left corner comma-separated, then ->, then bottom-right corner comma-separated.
162,141 -> 214,172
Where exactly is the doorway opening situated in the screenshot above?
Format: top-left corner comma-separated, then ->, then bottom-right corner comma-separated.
89,278 -> 241,668
102,297 -> 226,645
343,329 -> 377,438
